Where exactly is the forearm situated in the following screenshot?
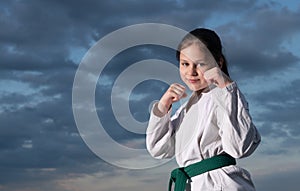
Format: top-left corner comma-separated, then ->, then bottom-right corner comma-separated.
213,83 -> 261,158
146,103 -> 175,159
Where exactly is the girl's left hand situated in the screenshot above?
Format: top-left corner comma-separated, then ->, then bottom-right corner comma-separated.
204,67 -> 232,88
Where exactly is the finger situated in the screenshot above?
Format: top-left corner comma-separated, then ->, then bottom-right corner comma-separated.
170,89 -> 183,100
170,92 -> 181,102
181,92 -> 188,98
172,83 -> 186,91
204,67 -> 228,88
168,88 -> 186,102
203,67 -> 219,80
170,84 -> 186,96
171,87 -> 184,97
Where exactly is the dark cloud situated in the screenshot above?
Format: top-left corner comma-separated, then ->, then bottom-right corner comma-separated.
219,5 -> 300,80
248,78 -> 300,157
252,79 -> 300,126
0,94 -> 118,189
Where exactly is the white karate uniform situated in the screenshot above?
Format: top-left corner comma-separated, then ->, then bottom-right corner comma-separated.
146,82 -> 261,191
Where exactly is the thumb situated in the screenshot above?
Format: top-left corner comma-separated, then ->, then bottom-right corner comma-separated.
181,92 -> 188,98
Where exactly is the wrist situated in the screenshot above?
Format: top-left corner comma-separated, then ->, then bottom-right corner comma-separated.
158,101 -> 169,114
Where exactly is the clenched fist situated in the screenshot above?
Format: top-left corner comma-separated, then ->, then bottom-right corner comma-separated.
204,67 -> 232,88
158,83 -> 187,114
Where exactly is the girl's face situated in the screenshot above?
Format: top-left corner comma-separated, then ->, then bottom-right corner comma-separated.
179,43 -> 215,92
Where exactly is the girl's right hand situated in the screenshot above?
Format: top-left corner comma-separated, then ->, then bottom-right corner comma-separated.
158,83 -> 187,114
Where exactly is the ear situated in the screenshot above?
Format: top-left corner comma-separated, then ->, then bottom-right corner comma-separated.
218,56 -> 224,68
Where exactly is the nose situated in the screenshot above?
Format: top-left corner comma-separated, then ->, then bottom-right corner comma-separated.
187,64 -> 198,76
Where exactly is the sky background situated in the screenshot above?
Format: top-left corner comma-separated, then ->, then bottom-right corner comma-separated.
1,0 -> 300,191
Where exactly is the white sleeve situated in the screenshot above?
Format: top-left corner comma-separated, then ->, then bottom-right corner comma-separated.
146,102 -> 181,159
212,82 -> 261,158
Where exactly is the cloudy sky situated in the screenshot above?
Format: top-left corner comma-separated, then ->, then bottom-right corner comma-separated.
1,0 -> 300,191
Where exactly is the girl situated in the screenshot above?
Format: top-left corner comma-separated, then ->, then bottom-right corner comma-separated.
146,28 -> 261,191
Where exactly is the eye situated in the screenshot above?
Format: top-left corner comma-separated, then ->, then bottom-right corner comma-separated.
180,62 -> 189,67
196,62 -> 206,68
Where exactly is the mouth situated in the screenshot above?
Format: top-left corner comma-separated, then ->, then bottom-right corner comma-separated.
188,79 -> 200,84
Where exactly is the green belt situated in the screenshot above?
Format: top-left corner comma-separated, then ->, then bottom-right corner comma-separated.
168,154 -> 236,191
